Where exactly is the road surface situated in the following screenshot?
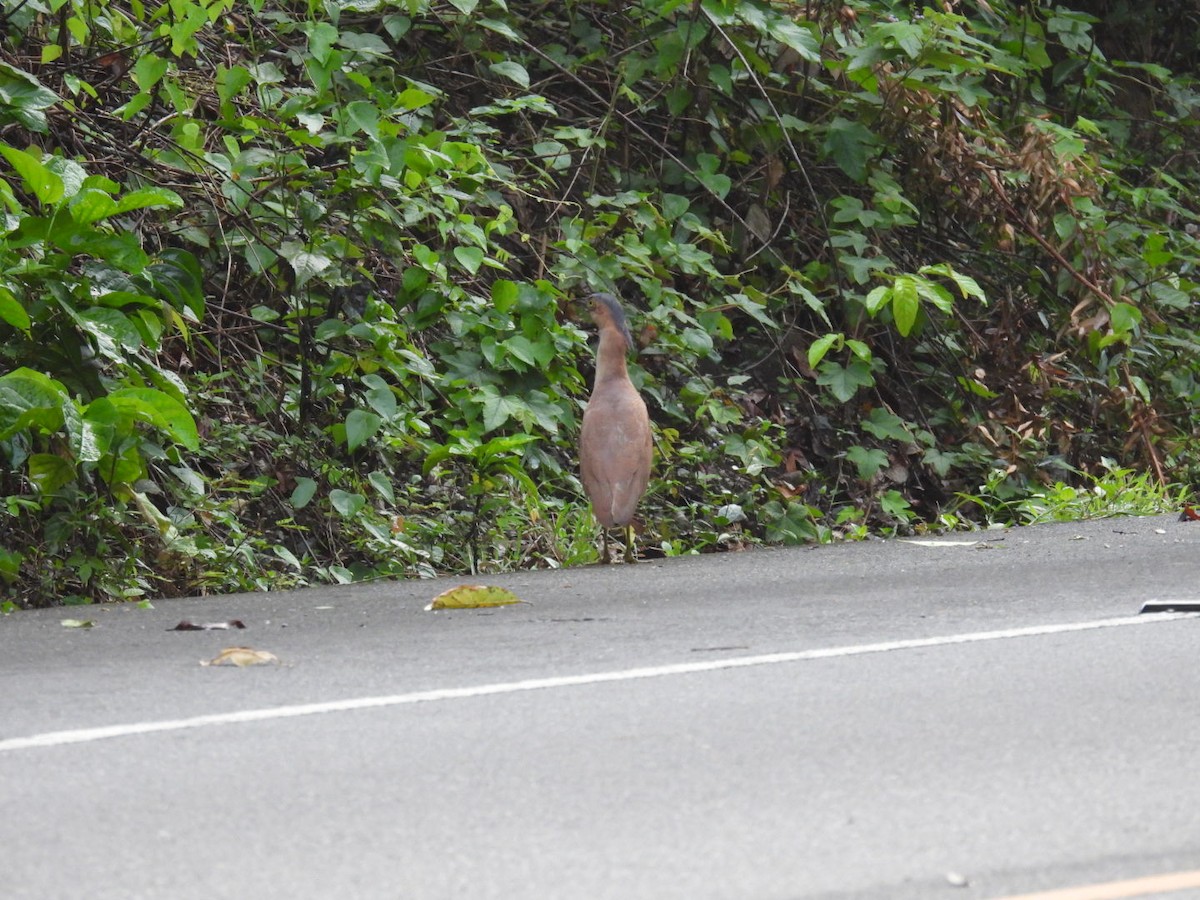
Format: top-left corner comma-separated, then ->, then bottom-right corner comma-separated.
3,513 -> 1200,899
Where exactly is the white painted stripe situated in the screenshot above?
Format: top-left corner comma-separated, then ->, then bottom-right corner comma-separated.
2,612 -> 1195,753
997,867 -> 1200,898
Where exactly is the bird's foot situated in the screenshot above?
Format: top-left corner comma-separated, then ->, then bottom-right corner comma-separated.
623,525 -> 637,564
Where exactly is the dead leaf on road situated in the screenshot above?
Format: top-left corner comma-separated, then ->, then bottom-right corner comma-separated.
899,540 -> 980,547
201,647 -> 279,667
426,584 -> 526,611
60,619 -> 94,629
170,619 -> 246,631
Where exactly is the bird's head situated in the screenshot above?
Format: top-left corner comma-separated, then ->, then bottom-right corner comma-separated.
587,292 -> 635,354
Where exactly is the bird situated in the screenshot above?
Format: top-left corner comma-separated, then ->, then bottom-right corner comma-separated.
579,292 -> 653,564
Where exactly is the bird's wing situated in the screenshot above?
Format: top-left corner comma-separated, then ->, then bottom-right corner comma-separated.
580,392 -> 652,527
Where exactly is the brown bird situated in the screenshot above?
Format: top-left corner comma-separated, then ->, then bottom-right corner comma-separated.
579,292 -> 653,564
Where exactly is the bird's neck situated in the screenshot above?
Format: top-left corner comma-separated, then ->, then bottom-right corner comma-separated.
595,330 -> 631,383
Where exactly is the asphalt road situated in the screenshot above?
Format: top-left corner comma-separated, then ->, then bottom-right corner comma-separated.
3,513 -> 1200,899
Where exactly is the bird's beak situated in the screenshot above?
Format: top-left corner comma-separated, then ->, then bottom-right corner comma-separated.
563,296 -> 589,326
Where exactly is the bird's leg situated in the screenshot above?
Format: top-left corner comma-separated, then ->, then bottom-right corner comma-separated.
599,527 -> 611,565
623,523 -> 637,564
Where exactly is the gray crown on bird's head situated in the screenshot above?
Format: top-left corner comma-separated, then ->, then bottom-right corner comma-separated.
589,292 -> 635,353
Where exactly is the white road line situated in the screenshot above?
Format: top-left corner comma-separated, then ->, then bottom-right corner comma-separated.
2,611 -> 1195,753
996,866 -> 1200,898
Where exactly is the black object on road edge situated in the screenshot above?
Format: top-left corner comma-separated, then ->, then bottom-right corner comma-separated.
1139,600 -> 1200,614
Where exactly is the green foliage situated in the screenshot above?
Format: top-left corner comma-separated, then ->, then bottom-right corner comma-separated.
1,0 -> 1197,605
956,463 -> 1188,527
0,140 -> 208,602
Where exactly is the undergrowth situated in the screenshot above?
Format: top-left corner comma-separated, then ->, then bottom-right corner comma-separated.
0,0 -> 1197,607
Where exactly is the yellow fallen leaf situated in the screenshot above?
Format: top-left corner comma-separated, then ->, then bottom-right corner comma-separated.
425,584 -> 526,611
60,618 -> 94,629
201,646 -> 279,667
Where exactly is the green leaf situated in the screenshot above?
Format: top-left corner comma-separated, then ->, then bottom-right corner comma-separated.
938,267 -> 986,302
865,284 -> 891,314
274,545 -> 303,570
845,339 -> 872,362
891,275 -> 920,336
861,408 -> 913,442
343,100 -> 379,137
481,392 -> 525,432
397,87 -> 436,110
913,277 -> 955,314
69,186 -> 120,224
727,293 -> 777,330
0,143 -> 63,205
306,22 -> 340,65
338,32 -> 392,56
118,91 -> 153,121
364,379 -> 397,419
489,61 -> 530,89
98,442 -> 151,490
1127,373 -> 1151,403
170,464 -> 204,495
662,193 -> 690,220
921,266 -> 988,304
423,443 -> 452,474
0,547 -> 21,583
345,408 -> 382,452
491,279 -> 519,309
956,375 -> 999,399
329,489 -> 366,518
27,453 -> 75,493
874,20 -> 924,58
880,489 -> 913,521
71,308 -> 142,359
0,286 -> 30,330
132,53 -> 169,91
0,62 -> 59,134
846,445 -> 888,480
761,500 -> 818,544
816,360 -> 874,403
217,65 -> 253,104
694,153 -> 731,199
113,186 -> 184,215
447,0 -> 478,12
683,327 -> 714,354
786,278 -> 830,327
144,249 -> 205,319
80,397 -> 117,461
105,388 -> 200,451
367,470 -> 395,504
1109,302 -> 1142,336
453,246 -> 485,274
762,8 -> 821,62
44,156 -> 87,199
479,18 -> 520,40
823,117 -> 878,183
807,333 -> 842,369
500,334 -> 540,370
279,242 -> 332,289
0,368 -> 69,440
291,477 -> 318,509
923,447 -> 958,477
0,61 -> 59,107
533,140 -> 571,170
